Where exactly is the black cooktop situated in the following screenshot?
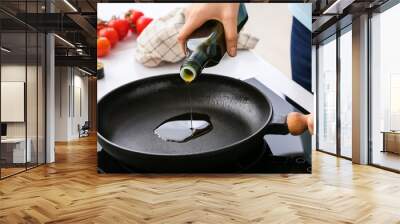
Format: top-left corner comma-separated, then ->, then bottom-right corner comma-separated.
98,78 -> 312,173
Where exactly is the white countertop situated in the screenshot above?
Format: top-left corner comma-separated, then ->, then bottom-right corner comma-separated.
97,3 -> 313,112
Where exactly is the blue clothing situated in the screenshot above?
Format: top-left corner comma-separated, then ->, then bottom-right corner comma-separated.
290,16 -> 312,92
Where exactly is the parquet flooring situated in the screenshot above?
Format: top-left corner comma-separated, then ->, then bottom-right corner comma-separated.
1,167 -> 26,178
1,135 -> 400,223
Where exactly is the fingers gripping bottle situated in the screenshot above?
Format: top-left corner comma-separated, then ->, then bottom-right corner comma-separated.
180,3 -> 248,83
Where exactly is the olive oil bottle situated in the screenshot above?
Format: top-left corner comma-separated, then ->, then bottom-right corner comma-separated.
180,3 -> 248,83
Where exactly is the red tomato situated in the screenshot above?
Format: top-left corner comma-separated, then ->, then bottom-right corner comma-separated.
98,27 -> 119,47
97,37 -> 111,57
97,19 -> 108,33
135,16 -> 153,35
125,10 -> 144,32
108,18 -> 130,40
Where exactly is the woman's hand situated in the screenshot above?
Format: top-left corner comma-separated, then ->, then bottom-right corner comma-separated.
177,3 -> 240,57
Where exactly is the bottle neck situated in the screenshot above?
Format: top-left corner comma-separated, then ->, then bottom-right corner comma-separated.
180,50 -> 209,83
179,4 -> 248,83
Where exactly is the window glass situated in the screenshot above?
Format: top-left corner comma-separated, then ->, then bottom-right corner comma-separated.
339,29 -> 352,158
0,1 -> 46,179
317,36 -> 337,154
370,3 -> 400,171
1,23 -> 28,178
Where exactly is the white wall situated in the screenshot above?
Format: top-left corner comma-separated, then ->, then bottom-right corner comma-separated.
54,67 -> 89,141
244,4 -> 293,78
71,73 -> 89,139
1,65 -> 25,137
1,63 -> 46,164
1,82 -> 24,123
54,66 -> 69,141
1,65 -> 38,138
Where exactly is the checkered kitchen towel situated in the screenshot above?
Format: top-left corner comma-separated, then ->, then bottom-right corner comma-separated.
136,7 -> 259,67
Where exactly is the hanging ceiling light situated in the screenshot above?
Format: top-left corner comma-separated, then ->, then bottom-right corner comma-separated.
63,0 -> 78,12
78,67 -> 93,76
54,34 -> 75,48
322,0 -> 355,15
1,47 -> 11,53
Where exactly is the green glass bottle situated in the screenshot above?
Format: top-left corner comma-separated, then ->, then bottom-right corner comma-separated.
180,3 -> 248,83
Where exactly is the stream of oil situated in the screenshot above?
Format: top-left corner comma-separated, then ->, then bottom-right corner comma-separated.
187,83 -> 194,130
153,82 -> 213,143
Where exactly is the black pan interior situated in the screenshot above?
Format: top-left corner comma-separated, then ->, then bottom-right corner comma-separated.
98,74 -> 272,156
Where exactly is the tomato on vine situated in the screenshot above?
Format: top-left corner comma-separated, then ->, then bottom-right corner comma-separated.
98,27 -> 119,47
136,16 -> 153,35
97,37 -> 111,57
125,9 -> 144,33
109,17 -> 130,40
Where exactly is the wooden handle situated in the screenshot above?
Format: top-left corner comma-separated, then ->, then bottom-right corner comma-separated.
286,112 -> 314,136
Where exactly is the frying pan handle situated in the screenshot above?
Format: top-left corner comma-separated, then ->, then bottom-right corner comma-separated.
264,114 -> 290,135
265,112 -> 313,136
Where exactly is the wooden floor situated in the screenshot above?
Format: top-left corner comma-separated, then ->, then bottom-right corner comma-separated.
1,163 -> 44,178
1,135 -> 400,224
1,167 -> 26,178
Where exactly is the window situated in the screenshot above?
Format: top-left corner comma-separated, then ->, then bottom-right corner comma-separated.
339,28 -> 352,158
317,36 -> 337,154
0,1 -> 46,179
317,27 -> 353,159
370,3 -> 400,171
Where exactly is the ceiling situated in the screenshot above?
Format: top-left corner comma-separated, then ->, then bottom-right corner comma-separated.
310,0 -> 391,43
0,0 -> 98,72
